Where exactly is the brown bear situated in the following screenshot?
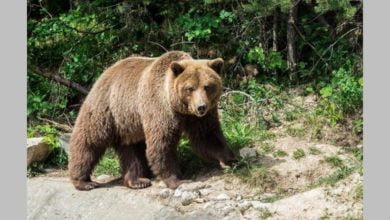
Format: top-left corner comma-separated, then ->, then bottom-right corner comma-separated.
68,51 -> 236,190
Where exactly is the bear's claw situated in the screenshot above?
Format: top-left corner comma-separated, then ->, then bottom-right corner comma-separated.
127,178 -> 152,189
73,180 -> 100,191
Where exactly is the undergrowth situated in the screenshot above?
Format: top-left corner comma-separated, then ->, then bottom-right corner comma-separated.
27,124 -> 68,177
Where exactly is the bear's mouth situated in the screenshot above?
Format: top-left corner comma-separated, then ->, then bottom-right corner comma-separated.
194,111 -> 207,117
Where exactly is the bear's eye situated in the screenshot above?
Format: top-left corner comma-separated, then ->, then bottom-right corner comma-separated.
204,85 -> 214,92
186,87 -> 194,93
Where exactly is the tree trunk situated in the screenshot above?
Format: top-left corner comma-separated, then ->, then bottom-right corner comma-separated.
273,7 -> 280,52
260,17 -> 267,51
287,0 -> 299,72
29,66 -> 89,96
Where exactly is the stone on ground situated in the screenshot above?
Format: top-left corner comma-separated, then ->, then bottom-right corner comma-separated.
27,137 -> 51,166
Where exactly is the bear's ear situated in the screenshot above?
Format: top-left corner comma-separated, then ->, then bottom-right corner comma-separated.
170,61 -> 185,76
207,58 -> 224,74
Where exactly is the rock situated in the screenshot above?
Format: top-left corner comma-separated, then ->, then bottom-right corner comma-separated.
173,189 -> 183,198
239,147 -> 257,159
257,193 -> 275,200
194,198 -> 206,203
215,193 -> 230,201
157,180 -> 167,187
159,189 -> 173,199
177,182 -> 208,191
27,137 -> 51,166
202,202 -> 213,210
238,201 -> 252,212
199,188 -> 213,196
222,205 -> 236,216
96,174 -> 112,183
28,177 -> 220,220
58,133 -> 71,154
236,195 -> 243,201
251,201 -> 271,210
181,192 -> 197,206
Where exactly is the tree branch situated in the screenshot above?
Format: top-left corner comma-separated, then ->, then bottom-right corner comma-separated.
29,66 -> 89,96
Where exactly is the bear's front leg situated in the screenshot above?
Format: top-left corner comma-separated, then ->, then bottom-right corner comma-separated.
185,108 -> 237,168
143,122 -> 189,189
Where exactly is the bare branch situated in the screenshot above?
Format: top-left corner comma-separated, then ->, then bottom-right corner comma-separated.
37,117 -> 73,132
29,66 -> 89,96
148,41 -> 168,52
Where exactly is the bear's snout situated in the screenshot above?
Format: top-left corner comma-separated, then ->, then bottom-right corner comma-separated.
196,104 -> 207,116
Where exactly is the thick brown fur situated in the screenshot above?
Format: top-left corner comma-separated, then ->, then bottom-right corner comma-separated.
68,51 -> 236,190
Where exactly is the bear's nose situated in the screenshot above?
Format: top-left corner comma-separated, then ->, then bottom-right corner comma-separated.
197,104 -> 207,114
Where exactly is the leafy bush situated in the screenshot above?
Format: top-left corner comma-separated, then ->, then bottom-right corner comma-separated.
246,47 -> 287,73
317,67 -> 363,124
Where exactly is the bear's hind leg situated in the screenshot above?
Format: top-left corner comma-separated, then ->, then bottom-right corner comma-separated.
115,142 -> 152,189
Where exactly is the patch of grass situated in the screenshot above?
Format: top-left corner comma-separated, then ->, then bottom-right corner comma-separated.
273,149 -> 288,157
309,146 -> 322,155
260,193 -> 287,203
286,124 -> 305,137
259,208 -> 274,219
303,114 -> 326,140
320,209 -> 331,220
250,167 -> 279,191
285,107 -> 303,122
343,216 -> 359,220
354,183 -> 363,201
293,149 -> 306,160
224,159 -> 279,192
271,113 -> 281,125
353,118 -> 363,135
309,165 -> 355,188
324,155 -> 344,168
260,142 -> 275,154
94,149 -> 121,177
352,147 -> 363,162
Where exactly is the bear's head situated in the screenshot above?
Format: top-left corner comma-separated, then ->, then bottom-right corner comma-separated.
169,58 -> 224,117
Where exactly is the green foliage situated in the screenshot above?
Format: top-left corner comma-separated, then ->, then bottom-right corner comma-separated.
310,165 -> 355,187
273,150 -> 288,158
260,142 -> 275,154
27,162 -> 46,177
314,0 -> 360,19
94,149 -> 121,177
175,10 -> 234,42
247,47 -> 287,72
225,159 -> 279,192
27,124 -> 68,176
27,0 -> 362,125
317,67 -> 363,125
309,147 -> 322,155
354,183 -> 363,201
222,121 -> 256,152
324,155 -> 344,168
259,208 -> 274,219
354,118 -> 363,134
293,149 -> 306,160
